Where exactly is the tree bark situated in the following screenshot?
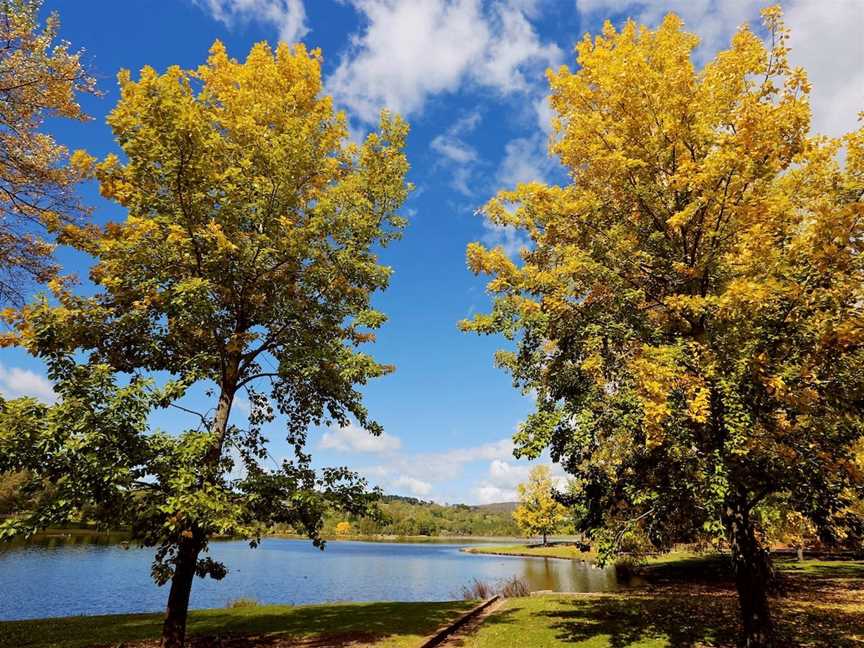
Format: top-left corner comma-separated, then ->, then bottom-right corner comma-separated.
161,534 -> 201,648
161,358 -> 239,647
542,532 -> 547,546
725,493 -> 774,648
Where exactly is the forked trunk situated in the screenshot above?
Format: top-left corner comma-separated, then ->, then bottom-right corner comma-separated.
725,494 -> 774,648
161,535 -> 201,648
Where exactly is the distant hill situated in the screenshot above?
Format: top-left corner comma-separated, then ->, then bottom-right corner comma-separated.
319,495 -> 522,537
473,501 -> 518,514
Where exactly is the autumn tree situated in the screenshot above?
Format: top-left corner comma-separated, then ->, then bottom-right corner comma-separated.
0,41 -> 410,648
463,8 -> 863,647
513,465 -> 567,545
0,0 -> 96,303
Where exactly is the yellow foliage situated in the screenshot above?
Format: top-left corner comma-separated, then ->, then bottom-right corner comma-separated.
513,465 -> 568,542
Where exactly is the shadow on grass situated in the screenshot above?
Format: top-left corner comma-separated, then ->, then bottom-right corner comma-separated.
475,588 -> 864,648
775,557 -> 864,579
636,554 -> 733,585
0,601 -> 474,648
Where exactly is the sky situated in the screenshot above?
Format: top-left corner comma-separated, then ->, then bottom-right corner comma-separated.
1,0 -> 861,505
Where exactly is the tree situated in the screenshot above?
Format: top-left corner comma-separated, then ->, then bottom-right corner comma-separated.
1,40 -> 410,648
512,465 -> 567,545
462,7 -> 863,647
0,0 -> 97,304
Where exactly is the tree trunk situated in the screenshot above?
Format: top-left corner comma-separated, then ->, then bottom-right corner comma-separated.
542,532 -> 547,546
725,494 -> 774,648
161,535 -> 201,648
161,359 -> 239,647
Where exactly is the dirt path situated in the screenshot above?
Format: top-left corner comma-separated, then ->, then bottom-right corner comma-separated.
433,598 -> 506,647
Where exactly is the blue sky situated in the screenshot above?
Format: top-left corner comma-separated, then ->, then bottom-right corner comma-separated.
1,0 -> 861,504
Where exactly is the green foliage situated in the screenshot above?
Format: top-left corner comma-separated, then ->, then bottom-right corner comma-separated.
463,8 -> 864,560
316,495 -> 520,537
0,38 -> 411,645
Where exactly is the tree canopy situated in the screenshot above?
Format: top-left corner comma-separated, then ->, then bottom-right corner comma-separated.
0,0 -> 97,304
512,465 -> 568,545
462,7 -> 863,646
1,39 -> 410,647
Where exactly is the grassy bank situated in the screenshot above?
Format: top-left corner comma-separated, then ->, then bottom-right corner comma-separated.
462,543 -> 596,561
456,558 -> 864,647
0,600 -> 475,648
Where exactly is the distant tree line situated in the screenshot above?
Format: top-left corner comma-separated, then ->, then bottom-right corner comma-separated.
318,495 -> 522,537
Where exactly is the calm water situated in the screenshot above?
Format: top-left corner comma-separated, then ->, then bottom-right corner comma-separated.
0,536 -> 617,621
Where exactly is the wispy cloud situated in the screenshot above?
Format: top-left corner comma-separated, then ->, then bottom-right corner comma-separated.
320,422 -> 402,454
328,0 -> 562,124
193,0 -> 309,44
430,111 -> 482,196
0,363 -> 55,403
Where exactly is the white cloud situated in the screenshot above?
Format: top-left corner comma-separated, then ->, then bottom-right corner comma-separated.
574,0 -> 863,139
488,458 -> 532,488
481,220 -> 530,259
329,0 -> 562,124
474,2 -> 563,94
430,111 -> 482,195
358,437 -> 516,497
0,363 -> 55,403
193,0 -> 309,44
534,94 -> 555,136
577,0 -> 759,59
783,0 -> 864,139
233,394 -> 251,413
472,459 -> 568,504
392,475 -> 433,496
320,422 -> 402,454
473,483 -> 517,504
435,438 -> 515,464
496,134 -> 558,187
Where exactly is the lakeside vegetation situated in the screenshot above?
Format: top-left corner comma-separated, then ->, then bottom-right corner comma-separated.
464,543 -> 595,561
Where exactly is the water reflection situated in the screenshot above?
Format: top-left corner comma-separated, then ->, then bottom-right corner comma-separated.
0,536 -> 617,621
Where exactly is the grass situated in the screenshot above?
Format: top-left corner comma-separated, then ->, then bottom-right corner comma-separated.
463,543 -> 596,561
453,556 -> 864,647
0,600 -> 475,648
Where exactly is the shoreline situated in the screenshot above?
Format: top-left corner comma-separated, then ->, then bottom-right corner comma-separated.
460,546 -> 596,562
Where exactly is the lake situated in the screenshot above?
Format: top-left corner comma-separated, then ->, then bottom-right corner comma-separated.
0,536 -> 617,621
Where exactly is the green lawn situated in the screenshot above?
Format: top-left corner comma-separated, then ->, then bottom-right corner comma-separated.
463,543 -> 596,561
0,600 -> 475,648
455,557 -> 864,647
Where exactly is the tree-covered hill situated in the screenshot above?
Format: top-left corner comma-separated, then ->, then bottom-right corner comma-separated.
319,495 -> 521,537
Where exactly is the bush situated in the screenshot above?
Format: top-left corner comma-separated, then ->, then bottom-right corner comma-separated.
498,575 -> 530,597
226,597 -> 259,608
461,578 -> 494,600
461,575 -> 530,600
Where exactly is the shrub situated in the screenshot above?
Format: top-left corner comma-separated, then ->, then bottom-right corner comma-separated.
460,575 -> 530,600
498,575 -> 530,597
226,597 -> 259,608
